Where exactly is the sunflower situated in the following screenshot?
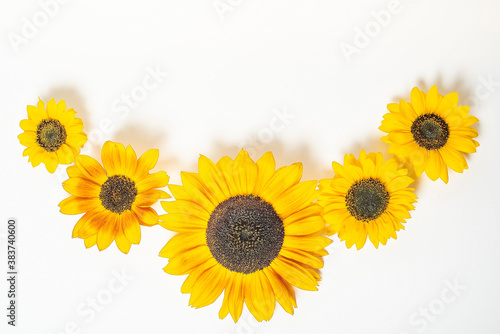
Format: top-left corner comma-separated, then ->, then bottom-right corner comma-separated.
380,86 -> 479,183
18,98 -> 87,173
318,150 -> 417,249
59,141 -> 170,253
159,150 -> 330,322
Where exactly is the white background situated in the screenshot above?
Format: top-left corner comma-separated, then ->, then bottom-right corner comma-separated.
1,0 -> 500,333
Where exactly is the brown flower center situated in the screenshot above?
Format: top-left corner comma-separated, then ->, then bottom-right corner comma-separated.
346,178 -> 389,222
206,195 -> 284,274
99,175 -> 138,214
36,119 -> 67,152
411,113 -> 449,150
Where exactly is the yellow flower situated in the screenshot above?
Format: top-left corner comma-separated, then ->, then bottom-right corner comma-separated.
18,98 -> 87,173
318,150 -> 417,249
380,86 -> 479,183
59,141 -> 170,253
159,150 -> 330,322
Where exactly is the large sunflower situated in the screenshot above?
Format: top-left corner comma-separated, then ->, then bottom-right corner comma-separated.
18,98 -> 87,173
318,150 -> 417,249
380,86 -> 479,183
159,150 -> 330,322
59,141 -> 170,253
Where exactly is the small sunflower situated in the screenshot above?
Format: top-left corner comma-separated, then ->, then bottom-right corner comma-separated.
159,150 -> 330,322
18,98 -> 87,173
59,141 -> 170,253
318,150 -> 417,249
380,86 -> 479,183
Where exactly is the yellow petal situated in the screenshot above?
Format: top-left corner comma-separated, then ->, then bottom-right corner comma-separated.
121,210 -> 141,244
123,145 -> 138,178
272,180 -> 317,219
410,88 -> 425,115
254,151 -> 276,194
159,213 -> 207,232
282,235 -> 331,251
18,131 -> 37,147
65,117 -> 84,133
447,135 -> 478,153
218,272 -> 233,320
20,119 -> 37,132
233,150 -> 258,195
101,141 -> 126,176
133,148 -> 159,179
425,152 -> 445,181
245,271 -> 275,322
216,156 -> 240,196
44,153 -> 59,173
30,148 -> 50,166
72,210 -> 95,238
76,155 -> 107,184
56,143 -> 76,164
134,190 -> 161,207
59,196 -> 101,215
59,107 -> 76,125
163,246 -> 211,275
77,208 -> 108,239
263,268 -> 296,315
181,258 -> 218,294
270,257 -> 318,291
440,147 -> 467,173
160,200 -> 210,221
399,100 -> 417,121
84,235 -> 97,248
437,92 -> 459,114
180,172 -> 217,212
97,214 -> 119,251
385,175 -> 414,193
62,177 -> 101,197
66,133 -> 87,148
425,86 -> 439,112
189,266 -> 227,308
198,155 -> 231,202
260,163 -> 303,203
133,206 -> 159,226
66,164 -> 85,179
27,100 -> 47,123
46,99 -> 59,118
279,248 -> 324,269
227,273 -> 245,322
388,131 -> 413,145
159,232 -> 206,258
284,215 -> 325,236
136,171 -> 169,193
283,204 -> 323,226
115,223 -> 132,254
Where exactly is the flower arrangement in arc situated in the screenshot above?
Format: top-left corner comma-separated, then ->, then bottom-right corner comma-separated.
159,150 -> 330,322
18,98 -> 87,173
318,150 -> 417,250
59,141 -> 170,253
380,86 -> 479,183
